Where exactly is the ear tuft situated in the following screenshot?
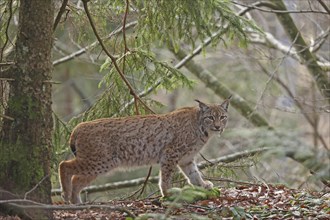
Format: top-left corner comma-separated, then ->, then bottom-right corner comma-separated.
195,99 -> 209,112
220,95 -> 232,112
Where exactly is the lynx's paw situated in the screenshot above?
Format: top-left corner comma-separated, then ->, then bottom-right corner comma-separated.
201,180 -> 214,189
61,192 -> 70,204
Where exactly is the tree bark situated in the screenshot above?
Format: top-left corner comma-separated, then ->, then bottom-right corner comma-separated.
0,0 -> 54,219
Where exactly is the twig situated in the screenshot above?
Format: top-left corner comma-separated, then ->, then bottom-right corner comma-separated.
122,0 -> 130,53
204,176 -> 256,186
122,166 -> 153,199
257,62 -> 329,150
138,166 -> 153,198
0,199 -> 136,218
0,113 -> 14,121
311,27 -> 330,53
316,0 -> 330,15
121,0 -> 139,115
24,175 -> 49,200
253,31 -> 300,113
248,29 -> 330,70
199,153 -> 214,166
0,62 -> 14,67
53,0 -> 69,30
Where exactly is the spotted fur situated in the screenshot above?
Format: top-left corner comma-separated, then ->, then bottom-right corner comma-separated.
59,98 -> 230,203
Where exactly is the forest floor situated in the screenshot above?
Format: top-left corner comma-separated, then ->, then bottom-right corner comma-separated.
1,184 -> 329,219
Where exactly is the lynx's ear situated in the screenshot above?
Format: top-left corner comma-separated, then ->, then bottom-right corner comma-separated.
220,95 -> 232,112
195,99 -> 209,112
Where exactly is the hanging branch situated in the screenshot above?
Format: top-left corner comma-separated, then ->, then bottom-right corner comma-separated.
122,0 -> 130,53
121,0 -> 139,115
53,0 -> 69,31
82,0 -> 153,113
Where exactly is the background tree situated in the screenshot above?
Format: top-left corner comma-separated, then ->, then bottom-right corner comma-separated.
0,0 -> 54,219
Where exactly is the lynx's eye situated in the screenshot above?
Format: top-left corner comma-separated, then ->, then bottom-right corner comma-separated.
220,115 -> 227,120
206,116 -> 215,120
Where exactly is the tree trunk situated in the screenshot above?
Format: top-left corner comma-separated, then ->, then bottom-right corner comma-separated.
0,0 -> 54,219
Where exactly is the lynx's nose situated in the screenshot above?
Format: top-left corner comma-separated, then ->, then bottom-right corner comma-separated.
214,125 -> 221,130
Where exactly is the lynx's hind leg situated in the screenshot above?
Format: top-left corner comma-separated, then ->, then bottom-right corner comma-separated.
59,159 -> 76,203
71,175 -> 97,204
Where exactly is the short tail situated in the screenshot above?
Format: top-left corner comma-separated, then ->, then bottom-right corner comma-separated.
69,132 -> 77,156
70,142 -> 77,156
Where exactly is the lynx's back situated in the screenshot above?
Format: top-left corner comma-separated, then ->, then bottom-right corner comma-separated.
59,98 -> 231,204
70,107 -> 199,167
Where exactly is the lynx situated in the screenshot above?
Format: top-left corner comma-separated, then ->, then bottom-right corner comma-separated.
59,97 -> 231,204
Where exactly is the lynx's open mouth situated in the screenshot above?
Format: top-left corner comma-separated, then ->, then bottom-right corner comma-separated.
210,128 -> 224,133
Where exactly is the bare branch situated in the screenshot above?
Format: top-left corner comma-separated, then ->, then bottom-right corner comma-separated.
52,21 -> 137,66
0,199 -> 136,218
316,0 -> 330,15
232,1 -> 329,15
0,62 -> 15,67
24,175 -> 49,200
248,30 -> 330,71
257,62 -> 329,150
269,0 -> 330,101
253,31 -> 300,114
0,113 -> 14,121
53,0 -> 69,31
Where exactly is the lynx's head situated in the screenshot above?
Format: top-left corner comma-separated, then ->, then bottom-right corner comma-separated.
195,96 -> 231,136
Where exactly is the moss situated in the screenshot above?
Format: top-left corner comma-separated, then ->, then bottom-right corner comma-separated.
7,94 -> 40,120
0,137 -> 50,198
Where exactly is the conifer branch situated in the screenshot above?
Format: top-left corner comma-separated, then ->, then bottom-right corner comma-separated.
53,21 -> 137,66
82,0 -> 153,114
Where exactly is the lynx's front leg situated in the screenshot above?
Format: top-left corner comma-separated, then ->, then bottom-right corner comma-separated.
179,161 -> 213,189
159,161 -> 177,197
